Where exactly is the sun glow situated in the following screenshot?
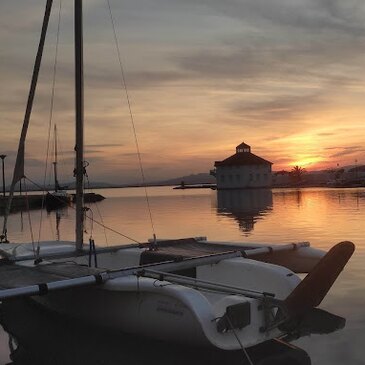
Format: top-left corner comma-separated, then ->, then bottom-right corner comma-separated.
289,156 -> 323,168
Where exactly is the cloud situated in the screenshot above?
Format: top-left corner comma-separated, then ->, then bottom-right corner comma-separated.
2,0 -> 365,183
85,143 -> 123,148
317,132 -> 335,137
330,146 -> 365,158
171,0 -> 365,35
229,93 -> 325,124
325,146 -> 346,150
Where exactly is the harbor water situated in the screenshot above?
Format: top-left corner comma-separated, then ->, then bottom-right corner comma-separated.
1,186 -> 365,364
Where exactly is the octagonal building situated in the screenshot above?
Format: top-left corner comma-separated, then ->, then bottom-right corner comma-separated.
213,142 -> 273,189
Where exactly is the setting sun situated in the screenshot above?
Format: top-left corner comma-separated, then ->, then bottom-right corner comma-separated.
289,156 -> 324,168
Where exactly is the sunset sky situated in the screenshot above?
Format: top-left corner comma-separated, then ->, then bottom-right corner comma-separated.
1,0 -> 365,185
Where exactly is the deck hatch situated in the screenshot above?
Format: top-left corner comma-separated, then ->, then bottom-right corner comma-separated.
217,302 -> 251,333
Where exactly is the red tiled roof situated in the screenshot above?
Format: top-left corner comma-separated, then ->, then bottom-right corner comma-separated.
215,152 -> 272,167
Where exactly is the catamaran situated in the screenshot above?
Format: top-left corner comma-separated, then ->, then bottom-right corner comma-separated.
0,0 -> 354,353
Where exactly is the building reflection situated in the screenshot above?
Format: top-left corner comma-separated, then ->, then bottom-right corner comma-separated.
46,207 -> 69,242
216,189 -> 273,234
274,189 -> 303,207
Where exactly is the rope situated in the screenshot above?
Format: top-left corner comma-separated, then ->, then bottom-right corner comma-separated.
37,0 -> 63,253
93,201 -> 108,245
86,205 -> 94,238
85,214 -> 141,244
226,316 -> 254,365
85,169 -> 109,246
106,0 -> 156,238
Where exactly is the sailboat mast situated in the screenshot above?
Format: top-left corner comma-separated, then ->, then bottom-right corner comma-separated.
53,124 -> 59,192
1,0 -> 53,242
75,0 -> 84,250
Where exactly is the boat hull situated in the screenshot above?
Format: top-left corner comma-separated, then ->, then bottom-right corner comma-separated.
0,239 -> 325,349
45,192 -> 71,210
0,298 -> 312,365
32,256 -> 300,350
34,285 -> 210,346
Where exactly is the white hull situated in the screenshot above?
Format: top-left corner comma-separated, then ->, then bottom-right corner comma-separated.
0,239 -> 325,349
24,243 -> 302,349
34,269 -> 297,349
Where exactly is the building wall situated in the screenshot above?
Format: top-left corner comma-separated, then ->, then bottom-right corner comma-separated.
216,164 -> 272,189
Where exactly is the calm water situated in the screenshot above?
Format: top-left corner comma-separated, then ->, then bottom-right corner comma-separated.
1,186 -> 365,364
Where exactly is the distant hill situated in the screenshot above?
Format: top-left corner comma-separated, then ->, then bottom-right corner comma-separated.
63,181 -> 119,189
4,181 -> 120,192
54,174 -> 215,189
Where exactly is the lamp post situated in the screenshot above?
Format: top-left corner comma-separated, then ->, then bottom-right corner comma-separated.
0,155 -> 6,197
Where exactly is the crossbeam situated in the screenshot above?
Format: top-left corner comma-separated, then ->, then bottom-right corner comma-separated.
0,243 -> 141,263
139,269 -> 277,300
0,251 -> 242,300
0,240 -> 310,264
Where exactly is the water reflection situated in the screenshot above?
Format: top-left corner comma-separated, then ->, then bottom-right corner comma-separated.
0,297 -> 349,365
216,189 -> 273,234
280,308 -> 346,342
273,188 -> 365,209
274,189 -> 303,207
0,299 -> 314,365
0,187 -> 364,364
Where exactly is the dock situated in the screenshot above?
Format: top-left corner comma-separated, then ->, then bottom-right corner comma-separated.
71,192 -> 105,203
173,183 -> 216,190
0,192 -> 105,214
0,195 -> 44,213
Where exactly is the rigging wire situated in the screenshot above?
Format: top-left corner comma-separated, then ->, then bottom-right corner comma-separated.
47,136 -> 55,187
37,0 -> 63,252
85,170 -> 109,246
17,0 -> 146,249
22,178 -> 36,253
86,216 -> 140,244
106,0 -> 156,239
25,176 -> 142,245
226,316 -> 255,365
56,133 -> 68,188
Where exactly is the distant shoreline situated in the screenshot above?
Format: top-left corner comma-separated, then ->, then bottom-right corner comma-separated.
2,182 -> 364,194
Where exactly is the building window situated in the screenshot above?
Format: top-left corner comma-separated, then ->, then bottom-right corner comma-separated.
249,174 -> 253,181
256,173 -> 260,181
236,174 -> 240,182
264,173 -> 268,180
220,175 -> 225,182
229,175 -> 233,182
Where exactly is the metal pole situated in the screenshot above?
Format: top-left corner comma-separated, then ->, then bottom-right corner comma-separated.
75,0 -> 84,250
0,155 -> 6,197
53,125 -> 59,191
2,0 -> 53,242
